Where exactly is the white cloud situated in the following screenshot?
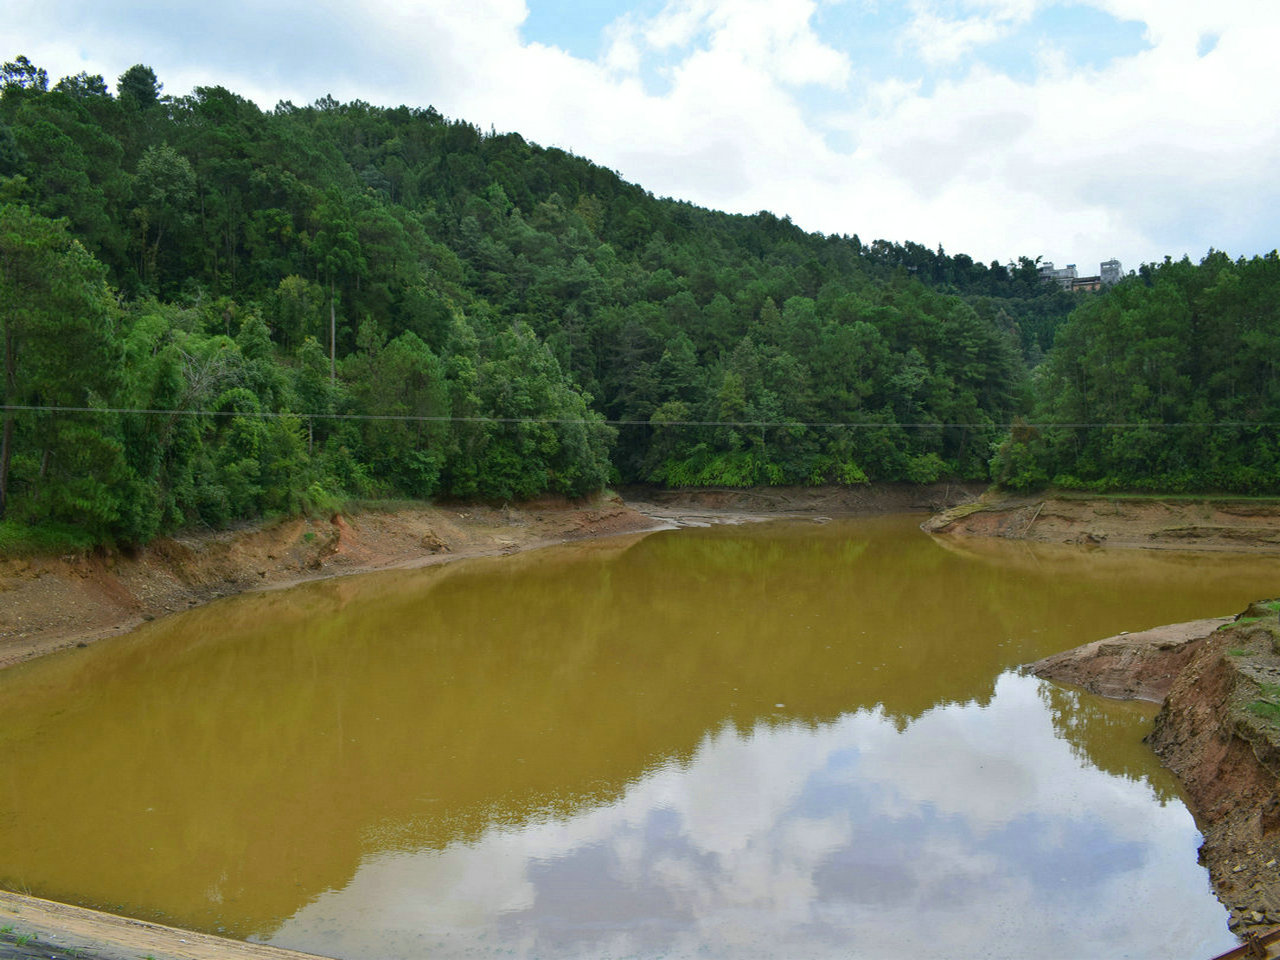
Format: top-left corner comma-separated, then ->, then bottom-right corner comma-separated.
269,673 -> 1231,959
906,12 -> 1017,65
901,0 -> 1042,65
816,1 -> 1280,266
2,0 -> 1277,270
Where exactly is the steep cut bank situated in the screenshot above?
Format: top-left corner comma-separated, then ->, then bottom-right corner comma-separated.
1025,617 -> 1232,702
925,494 -> 1280,551
1028,605 -> 1280,938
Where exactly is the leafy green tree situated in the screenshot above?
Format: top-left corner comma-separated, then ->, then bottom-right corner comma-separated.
0,204 -> 118,528
1001,251 -> 1280,492
311,192 -> 365,378
53,72 -> 109,100
344,323 -> 449,496
445,323 -> 612,498
270,274 -> 324,349
0,70 -> 1161,546
1,57 -> 47,97
132,143 -> 196,288
117,65 -> 161,109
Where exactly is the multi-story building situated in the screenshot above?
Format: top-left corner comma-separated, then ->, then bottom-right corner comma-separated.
1038,261 -> 1078,289
1039,259 -> 1123,291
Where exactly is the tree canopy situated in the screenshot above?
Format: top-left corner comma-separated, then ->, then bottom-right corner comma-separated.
993,251 -> 1280,493
5,55 -> 1267,548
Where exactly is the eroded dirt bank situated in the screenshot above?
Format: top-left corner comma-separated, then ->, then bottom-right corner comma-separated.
1026,617 -> 1232,703
924,493 -> 1280,552
0,483 -> 981,672
0,495 -> 659,671
1028,605 -> 1280,940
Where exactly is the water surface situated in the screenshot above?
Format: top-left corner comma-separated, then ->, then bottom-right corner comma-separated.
2,516 -> 1277,958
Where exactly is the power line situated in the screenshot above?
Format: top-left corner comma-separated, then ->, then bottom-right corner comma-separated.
3,403 -> 1280,431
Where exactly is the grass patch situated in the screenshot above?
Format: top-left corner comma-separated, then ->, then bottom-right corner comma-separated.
1248,700 -> 1280,722
1230,648 -> 1251,656
1219,619 -> 1268,631
0,519 -> 96,556
1246,682 -> 1280,723
1219,601 -> 1280,631
942,501 -> 989,520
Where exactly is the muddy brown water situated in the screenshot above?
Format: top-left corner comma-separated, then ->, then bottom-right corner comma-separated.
2,516 -> 1279,959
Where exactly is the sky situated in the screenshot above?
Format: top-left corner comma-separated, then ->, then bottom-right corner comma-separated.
4,0 -> 1278,272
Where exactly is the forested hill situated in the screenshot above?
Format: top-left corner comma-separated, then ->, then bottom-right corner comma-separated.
991,250 -> 1280,494
5,55 -> 1269,549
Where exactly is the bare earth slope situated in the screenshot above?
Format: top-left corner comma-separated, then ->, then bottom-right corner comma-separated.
0,495 -> 657,670
924,494 -> 1280,552
1147,606 -> 1280,939
1025,617 -> 1231,702
0,483 -> 982,671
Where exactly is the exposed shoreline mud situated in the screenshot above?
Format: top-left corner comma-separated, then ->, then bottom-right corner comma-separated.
1027,606 -> 1280,942
924,492 -> 1280,552
0,483 -> 982,673
1025,617 -> 1232,703
0,494 -> 659,672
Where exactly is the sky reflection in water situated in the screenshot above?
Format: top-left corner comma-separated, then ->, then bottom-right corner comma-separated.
273,672 -> 1231,960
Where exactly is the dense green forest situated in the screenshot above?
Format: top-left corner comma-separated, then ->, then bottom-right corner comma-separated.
992,251 -> 1280,493
1,55 -> 1275,548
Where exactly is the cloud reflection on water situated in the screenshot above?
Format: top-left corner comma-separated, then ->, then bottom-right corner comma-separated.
271,672 -> 1233,960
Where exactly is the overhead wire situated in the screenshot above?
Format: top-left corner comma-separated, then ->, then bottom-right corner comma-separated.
1,403 -> 1277,431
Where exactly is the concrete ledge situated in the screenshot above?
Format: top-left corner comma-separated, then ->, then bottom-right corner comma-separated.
0,891 -> 332,960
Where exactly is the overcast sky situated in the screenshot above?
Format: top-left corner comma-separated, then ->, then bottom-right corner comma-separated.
5,0 -> 1278,272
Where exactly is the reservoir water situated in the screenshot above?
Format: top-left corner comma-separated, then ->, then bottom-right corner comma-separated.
2,515 -> 1278,958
